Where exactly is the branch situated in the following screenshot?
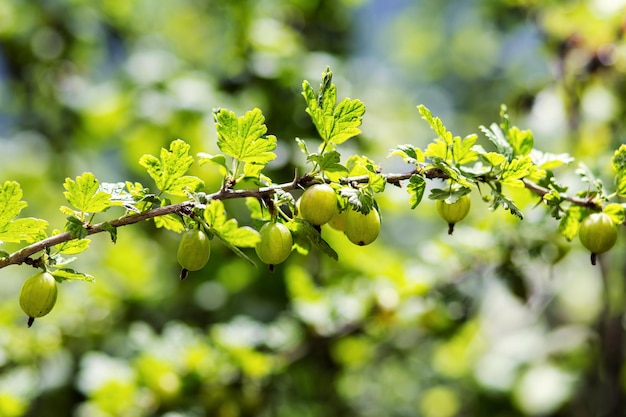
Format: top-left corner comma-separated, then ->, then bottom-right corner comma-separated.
0,169 -> 604,270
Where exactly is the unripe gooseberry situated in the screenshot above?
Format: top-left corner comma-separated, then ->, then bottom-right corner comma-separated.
578,212 -> 618,265
299,184 -> 338,226
177,229 -> 211,273
255,222 -> 293,271
345,208 -> 381,246
19,271 -> 58,327
436,194 -> 471,235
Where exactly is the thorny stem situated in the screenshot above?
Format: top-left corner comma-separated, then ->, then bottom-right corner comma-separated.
0,169 -> 613,270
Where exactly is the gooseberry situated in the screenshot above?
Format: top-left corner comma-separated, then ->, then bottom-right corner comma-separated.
19,271 -> 58,327
299,184 -> 338,226
578,212 -> 618,265
345,208 -> 381,246
177,229 -> 211,273
255,222 -> 293,271
436,194 -> 471,235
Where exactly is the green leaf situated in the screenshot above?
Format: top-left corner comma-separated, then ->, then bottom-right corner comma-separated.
478,150 -> 507,167
246,197 -> 271,221
616,175 -> 626,198
204,200 -> 228,229
417,105 -> 453,144
154,214 -> 185,233
480,123 -> 513,158
501,156 -> 534,187
345,154 -> 386,192
0,218 -> 48,243
424,139 -> 448,160
530,150 -> 573,170
558,206 -> 584,241
63,172 -> 113,215
54,234 -> 90,255
302,67 -> 365,145
214,108 -> 277,176
101,222 -> 118,243
612,144 -> 626,174
289,218 -> 338,261
388,144 -> 425,164
452,134 -> 479,164
139,139 -> 204,196
407,175 -> 426,209
64,216 -> 88,239
603,203 -> 625,225
215,220 -> 260,248
0,181 -> 28,228
197,153 -> 228,174
308,151 -> 348,177
52,268 -> 95,283
508,127 -> 534,156
339,187 -> 375,214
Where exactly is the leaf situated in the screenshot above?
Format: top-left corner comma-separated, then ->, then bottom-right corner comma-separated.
52,268 -> 95,283
478,150 -> 507,167
417,105 -> 453,144
212,229 -> 258,266
508,127 -> 534,156
204,200 -> 228,229
490,191 -> 524,219
617,175 -> 626,198
289,218 -> 338,261
603,203 -> 625,225
246,197 -> 271,221
139,139 -> 204,196
389,144 -> 425,164
0,218 -> 48,243
612,144 -> 626,174
308,151 -> 348,177
154,214 -> 185,233
339,187 -> 375,214
407,175 -> 426,209
101,222 -> 118,243
0,181 -> 28,228
558,206 -> 584,241
63,172 -> 113,214
54,234 -> 90,255
214,108 -> 277,176
197,153 -> 229,174
302,67 -> 365,145
424,139 -> 448,160
452,134 -> 479,164
501,156 -> 534,187
530,149 -> 573,170
480,123 -> 513,158
64,216 -> 88,239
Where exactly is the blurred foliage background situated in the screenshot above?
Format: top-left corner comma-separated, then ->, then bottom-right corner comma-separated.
0,0 -> 625,416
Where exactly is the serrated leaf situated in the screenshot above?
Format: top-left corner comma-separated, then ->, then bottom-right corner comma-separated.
290,218 -> 338,261
101,222 -> 117,243
246,197 -> 270,221
204,200 -> 228,229
389,144 -> 425,164
0,181 -> 28,228
603,203 -> 625,224
616,175 -> 626,198
491,192 -> 524,219
558,206 -> 584,241
501,156 -> 534,187
339,187 -> 374,214
612,144 -> 626,174
309,151 -> 348,177
64,216 -> 88,239
302,68 -> 365,145
453,135 -> 479,164
139,139 -> 204,196
154,214 -> 185,233
197,152 -> 228,173
52,268 -> 95,282
63,172 -> 113,215
417,105 -> 453,144
478,151 -> 507,167
214,108 -> 277,176
480,123 -> 513,158
49,253 -> 77,267
407,175 -> 426,209
424,139 -> 448,160
216,220 -> 260,248
530,149 -> 573,170
508,127 -> 534,156
0,218 -> 48,243
55,235 -> 90,255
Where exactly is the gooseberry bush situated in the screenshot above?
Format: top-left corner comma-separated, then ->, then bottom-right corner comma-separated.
0,67 -> 625,326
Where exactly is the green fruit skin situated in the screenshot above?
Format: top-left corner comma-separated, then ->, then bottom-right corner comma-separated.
345,209 -> 381,246
299,184 -> 338,226
177,229 -> 211,271
19,271 -> 58,319
578,212 -> 618,254
328,210 -> 347,232
255,222 -> 293,266
436,195 -> 471,224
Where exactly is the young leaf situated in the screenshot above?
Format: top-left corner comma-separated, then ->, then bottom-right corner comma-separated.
0,218 -> 48,243
612,145 -> 626,197
389,144 -> 425,165
452,135 -> 479,165
215,220 -> 260,248
480,123 -> 513,158
139,139 -> 204,196
407,175 -> 426,209
154,214 -> 185,233
197,153 -> 229,176
101,222 -> 118,243
308,151 -> 348,177
214,108 -> 277,177
63,172 -> 113,215
52,268 -> 95,283
65,216 -> 88,239
54,231 -> 90,254
302,67 -> 365,145
0,181 -> 28,227
603,203 -> 625,225
558,205 -> 584,241
508,127 -> 534,156
417,105 -> 453,144
204,200 -> 228,229
289,218 -> 338,261
501,156 -> 534,187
